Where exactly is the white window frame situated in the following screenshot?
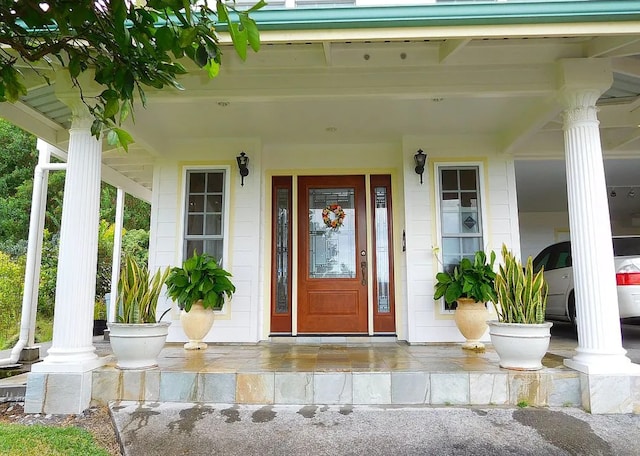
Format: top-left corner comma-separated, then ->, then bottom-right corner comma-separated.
179,165 -> 232,268
434,162 -> 489,313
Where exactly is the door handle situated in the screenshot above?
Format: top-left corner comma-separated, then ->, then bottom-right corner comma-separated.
361,261 -> 367,286
562,275 -> 568,279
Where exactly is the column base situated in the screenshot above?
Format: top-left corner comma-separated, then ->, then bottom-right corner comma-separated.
25,371 -> 95,414
31,348 -> 106,374
564,348 -> 640,375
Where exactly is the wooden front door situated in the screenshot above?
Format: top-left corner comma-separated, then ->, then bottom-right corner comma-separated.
297,175 -> 368,333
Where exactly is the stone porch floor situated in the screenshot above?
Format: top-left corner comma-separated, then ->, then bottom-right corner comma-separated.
90,337 -> 583,409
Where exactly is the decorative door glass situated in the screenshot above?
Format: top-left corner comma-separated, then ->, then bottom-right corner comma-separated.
308,188 -> 356,279
374,186 -> 390,313
275,188 -> 290,314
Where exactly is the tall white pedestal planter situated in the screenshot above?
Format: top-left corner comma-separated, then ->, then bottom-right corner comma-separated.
108,322 -> 170,369
488,321 -> 553,370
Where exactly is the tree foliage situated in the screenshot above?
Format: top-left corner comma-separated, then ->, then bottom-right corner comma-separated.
0,0 -> 264,149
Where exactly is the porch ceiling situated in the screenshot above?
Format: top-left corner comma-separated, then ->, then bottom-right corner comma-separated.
4,33 -> 640,219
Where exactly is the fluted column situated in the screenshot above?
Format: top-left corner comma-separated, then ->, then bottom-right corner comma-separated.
33,105 -> 104,371
559,60 -> 638,374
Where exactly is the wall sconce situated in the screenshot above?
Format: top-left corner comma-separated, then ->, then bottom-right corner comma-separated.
414,149 -> 426,184
236,152 -> 249,186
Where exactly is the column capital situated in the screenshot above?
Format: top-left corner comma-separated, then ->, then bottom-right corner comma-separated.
68,101 -> 94,132
557,58 -> 613,109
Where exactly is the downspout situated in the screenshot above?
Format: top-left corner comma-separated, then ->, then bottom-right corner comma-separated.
0,160 -> 67,366
108,188 -> 125,324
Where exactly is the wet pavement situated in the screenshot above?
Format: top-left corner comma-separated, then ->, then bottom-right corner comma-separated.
110,401 -> 640,456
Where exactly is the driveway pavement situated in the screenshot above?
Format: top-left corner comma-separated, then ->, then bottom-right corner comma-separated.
110,402 -> 640,456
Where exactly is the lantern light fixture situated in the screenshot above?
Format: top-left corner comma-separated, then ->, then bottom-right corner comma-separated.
414,149 -> 427,184
236,152 -> 249,186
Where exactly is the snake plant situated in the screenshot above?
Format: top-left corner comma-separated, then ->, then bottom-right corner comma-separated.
493,244 -> 548,324
117,255 -> 170,324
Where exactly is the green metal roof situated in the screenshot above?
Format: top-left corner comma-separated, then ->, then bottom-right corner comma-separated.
242,1 -> 640,30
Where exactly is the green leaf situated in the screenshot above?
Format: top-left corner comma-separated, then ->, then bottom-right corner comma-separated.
178,28 -> 198,48
114,128 -> 134,151
155,26 -> 175,52
228,23 -> 248,61
248,0 -> 268,13
217,1 -> 229,22
195,45 -> 208,68
104,97 -> 120,119
240,15 -> 261,53
204,60 -> 220,79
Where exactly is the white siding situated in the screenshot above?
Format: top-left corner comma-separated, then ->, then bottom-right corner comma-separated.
402,143 -> 522,343
149,141 -> 263,343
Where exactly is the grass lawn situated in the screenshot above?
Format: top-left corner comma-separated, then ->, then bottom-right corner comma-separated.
0,423 -> 110,456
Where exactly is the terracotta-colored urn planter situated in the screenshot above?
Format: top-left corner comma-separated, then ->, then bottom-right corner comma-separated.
180,300 -> 215,350
453,297 -> 489,350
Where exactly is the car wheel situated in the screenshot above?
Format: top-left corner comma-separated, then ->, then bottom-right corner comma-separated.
568,292 -> 577,327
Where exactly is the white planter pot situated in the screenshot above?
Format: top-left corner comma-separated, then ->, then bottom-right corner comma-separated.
180,300 -> 215,350
454,298 -> 489,350
108,322 -> 170,369
488,320 -> 553,371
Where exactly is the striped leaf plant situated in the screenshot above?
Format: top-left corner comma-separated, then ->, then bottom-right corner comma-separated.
117,255 -> 170,324
493,244 -> 548,324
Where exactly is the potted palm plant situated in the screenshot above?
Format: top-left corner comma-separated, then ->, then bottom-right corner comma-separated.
108,255 -> 170,369
434,250 -> 497,350
164,250 -> 236,350
488,244 -> 552,370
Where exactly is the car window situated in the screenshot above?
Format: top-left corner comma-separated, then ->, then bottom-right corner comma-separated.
555,251 -> 572,268
549,242 -> 571,269
533,249 -> 552,273
613,237 -> 640,257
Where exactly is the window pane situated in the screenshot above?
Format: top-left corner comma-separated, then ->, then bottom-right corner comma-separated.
189,195 -> 204,212
206,195 -> 223,213
308,188 -> 355,279
275,188 -> 290,314
443,237 -> 460,256
187,215 -> 203,235
205,214 -> 222,235
185,240 -> 203,257
204,240 -> 223,261
461,211 -> 479,233
442,212 -> 460,234
207,173 -> 224,193
374,186 -> 390,313
459,169 -> 477,190
189,173 -> 205,193
460,192 -> 478,208
441,169 -> 458,191
461,237 -> 481,255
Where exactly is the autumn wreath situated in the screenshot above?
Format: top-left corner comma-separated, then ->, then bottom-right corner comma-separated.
322,204 -> 345,230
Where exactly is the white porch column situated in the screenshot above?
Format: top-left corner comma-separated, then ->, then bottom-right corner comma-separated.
559,59 -> 638,376
26,105 -> 105,414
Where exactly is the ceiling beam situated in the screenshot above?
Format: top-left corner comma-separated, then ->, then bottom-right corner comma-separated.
588,36 -> 640,58
500,97 -> 562,155
322,41 -> 332,65
439,39 -> 470,63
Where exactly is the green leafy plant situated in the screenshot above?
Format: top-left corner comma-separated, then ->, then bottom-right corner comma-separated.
165,251 -> 235,312
493,244 -> 548,324
117,255 -> 169,324
434,250 -> 497,308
